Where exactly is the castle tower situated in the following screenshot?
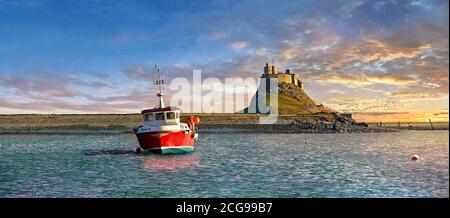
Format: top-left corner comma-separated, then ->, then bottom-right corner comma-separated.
271,65 -> 278,74
264,63 -> 273,74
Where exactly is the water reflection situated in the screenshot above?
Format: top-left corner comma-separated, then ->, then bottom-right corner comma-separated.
83,149 -> 201,171
143,153 -> 200,171
83,149 -> 136,156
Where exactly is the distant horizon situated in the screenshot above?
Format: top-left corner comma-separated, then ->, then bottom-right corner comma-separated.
1,112 -> 448,123
0,0 -> 448,122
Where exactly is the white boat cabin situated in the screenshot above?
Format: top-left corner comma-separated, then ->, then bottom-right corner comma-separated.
141,107 -> 181,126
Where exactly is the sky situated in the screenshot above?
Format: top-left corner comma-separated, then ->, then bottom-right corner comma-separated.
0,0 -> 448,122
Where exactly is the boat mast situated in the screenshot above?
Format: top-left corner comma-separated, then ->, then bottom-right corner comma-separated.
154,66 -> 165,108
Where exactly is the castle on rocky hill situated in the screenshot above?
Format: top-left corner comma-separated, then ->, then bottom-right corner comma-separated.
240,63 -> 309,114
260,63 -> 303,89
241,63 -> 350,118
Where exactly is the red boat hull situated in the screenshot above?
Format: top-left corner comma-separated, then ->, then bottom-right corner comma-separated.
135,130 -> 196,154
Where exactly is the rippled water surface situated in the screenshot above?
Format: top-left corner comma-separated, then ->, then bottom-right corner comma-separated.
0,131 -> 448,197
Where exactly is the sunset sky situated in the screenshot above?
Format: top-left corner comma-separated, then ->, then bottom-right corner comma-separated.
0,0 -> 448,122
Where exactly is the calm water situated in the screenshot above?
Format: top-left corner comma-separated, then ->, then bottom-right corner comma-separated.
0,131 -> 448,197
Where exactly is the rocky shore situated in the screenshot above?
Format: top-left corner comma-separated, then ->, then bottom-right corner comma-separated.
198,123 -> 394,133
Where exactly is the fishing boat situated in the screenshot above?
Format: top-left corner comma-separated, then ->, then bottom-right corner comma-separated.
134,67 -> 199,154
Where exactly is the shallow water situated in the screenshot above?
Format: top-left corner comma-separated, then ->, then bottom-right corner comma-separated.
0,131 -> 448,197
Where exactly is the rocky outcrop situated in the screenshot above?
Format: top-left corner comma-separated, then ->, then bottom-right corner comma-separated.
239,80 -> 361,128
242,81 -> 333,115
277,82 -> 317,110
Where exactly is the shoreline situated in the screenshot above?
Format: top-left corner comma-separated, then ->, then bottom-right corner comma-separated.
1,124 -> 447,135
0,114 -> 447,134
0,128 -> 448,135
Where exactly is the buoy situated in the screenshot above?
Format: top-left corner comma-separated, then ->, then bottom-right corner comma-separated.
411,154 -> 419,161
192,116 -> 200,124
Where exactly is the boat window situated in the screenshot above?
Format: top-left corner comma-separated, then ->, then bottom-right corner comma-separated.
175,112 -> 179,119
144,113 -> 154,121
155,113 -> 165,120
166,112 -> 175,119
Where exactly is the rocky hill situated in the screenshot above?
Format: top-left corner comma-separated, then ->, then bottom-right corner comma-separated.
277,82 -> 332,115
242,81 -> 333,115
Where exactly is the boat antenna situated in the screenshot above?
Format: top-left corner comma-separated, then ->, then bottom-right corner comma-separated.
154,65 -> 165,108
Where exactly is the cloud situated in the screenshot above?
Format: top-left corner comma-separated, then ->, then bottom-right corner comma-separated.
0,82 -> 160,113
0,72 -> 79,99
80,81 -> 111,89
383,53 -> 449,98
122,66 -> 154,81
327,89 -> 345,94
303,72 -> 417,87
161,55 -> 267,81
353,111 -> 449,122
271,13 -> 448,100
254,47 -> 268,56
357,38 -> 432,63
281,48 -> 299,61
0,99 -> 143,113
82,89 -> 157,103
0,0 -> 447,117
0,70 -> 158,113
337,0 -> 365,18
230,40 -> 250,51
211,32 -> 226,40
433,111 -> 449,116
84,71 -> 109,79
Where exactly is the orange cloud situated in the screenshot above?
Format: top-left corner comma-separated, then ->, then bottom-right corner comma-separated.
281,48 -> 299,60
360,38 -> 432,63
304,72 -> 417,87
353,111 -> 449,122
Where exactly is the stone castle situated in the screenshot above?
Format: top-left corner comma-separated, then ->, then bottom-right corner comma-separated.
243,63 -> 353,118
260,63 -> 303,89
241,63 -> 306,114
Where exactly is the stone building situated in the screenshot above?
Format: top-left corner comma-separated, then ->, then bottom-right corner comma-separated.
260,63 -> 303,89
240,63 -> 305,114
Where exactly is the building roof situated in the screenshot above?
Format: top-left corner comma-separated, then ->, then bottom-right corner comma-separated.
141,106 -> 181,114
